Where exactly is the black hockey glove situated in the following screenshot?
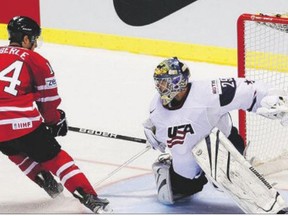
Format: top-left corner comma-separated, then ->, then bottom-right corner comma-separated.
47,109 -> 68,137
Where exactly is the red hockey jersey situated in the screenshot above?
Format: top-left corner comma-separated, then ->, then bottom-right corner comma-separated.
0,46 -> 61,141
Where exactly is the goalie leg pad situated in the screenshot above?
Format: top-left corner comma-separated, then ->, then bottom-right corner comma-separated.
192,129 -> 288,214
152,154 -> 208,205
152,153 -> 174,205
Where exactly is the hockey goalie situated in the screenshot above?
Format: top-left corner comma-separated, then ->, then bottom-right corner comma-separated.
143,57 -> 288,213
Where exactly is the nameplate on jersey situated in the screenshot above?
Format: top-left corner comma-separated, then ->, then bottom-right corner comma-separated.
12,121 -> 33,130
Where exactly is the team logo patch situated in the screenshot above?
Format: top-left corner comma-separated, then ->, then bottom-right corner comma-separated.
167,124 -> 194,148
12,121 -> 33,130
45,77 -> 57,89
211,80 -> 221,94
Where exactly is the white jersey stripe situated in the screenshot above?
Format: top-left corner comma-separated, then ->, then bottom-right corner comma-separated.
23,161 -> 39,175
0,115 -> 42,125
56,161 -> 74,177
36,95 -> 60,102
0,103 -> 37,112
61,170 -> 82,185
17,157 -> 29,166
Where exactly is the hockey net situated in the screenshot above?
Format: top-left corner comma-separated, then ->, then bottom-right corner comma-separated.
237,13 -> 288,184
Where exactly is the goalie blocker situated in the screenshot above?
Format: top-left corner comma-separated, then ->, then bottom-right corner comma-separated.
193,129 -> 288,214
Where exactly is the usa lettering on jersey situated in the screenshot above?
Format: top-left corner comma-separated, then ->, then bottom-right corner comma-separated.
167,124 -> 194,148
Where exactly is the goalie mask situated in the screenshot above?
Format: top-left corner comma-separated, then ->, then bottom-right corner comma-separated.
154,57 -> 190,105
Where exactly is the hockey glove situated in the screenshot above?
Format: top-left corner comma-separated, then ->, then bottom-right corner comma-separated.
47,109 -> 68,137
143,118 -> 166,153
256,95 -> 288,126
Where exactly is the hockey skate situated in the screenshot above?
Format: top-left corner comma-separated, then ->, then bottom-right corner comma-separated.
34,171 -> 64,198
73,187 -> 112,213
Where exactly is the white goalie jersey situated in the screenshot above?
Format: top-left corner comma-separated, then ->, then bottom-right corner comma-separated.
148,77 -> 272,179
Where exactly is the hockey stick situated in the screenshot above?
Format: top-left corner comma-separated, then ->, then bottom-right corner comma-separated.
68,126 -> 147,144
94,146 -> 151,187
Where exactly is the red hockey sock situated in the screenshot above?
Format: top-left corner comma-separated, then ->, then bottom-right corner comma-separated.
8,154 -> 43,181
41,149 -> 97,195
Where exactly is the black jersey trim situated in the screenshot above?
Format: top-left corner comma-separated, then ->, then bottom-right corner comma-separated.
219,78 -> 237,106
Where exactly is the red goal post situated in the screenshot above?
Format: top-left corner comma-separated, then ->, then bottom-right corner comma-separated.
237,13 -> 288,173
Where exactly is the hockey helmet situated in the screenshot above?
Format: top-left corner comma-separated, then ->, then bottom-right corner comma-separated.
7,16 -> 41,45
154,57 -> 190,105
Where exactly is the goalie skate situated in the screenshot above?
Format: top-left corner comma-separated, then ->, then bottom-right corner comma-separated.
34,171 -> 64,198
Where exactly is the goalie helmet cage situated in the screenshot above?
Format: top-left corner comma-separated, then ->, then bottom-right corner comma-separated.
237,13 -> 288,164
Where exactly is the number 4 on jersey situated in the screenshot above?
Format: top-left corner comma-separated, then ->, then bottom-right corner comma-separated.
0,60 -> 23,96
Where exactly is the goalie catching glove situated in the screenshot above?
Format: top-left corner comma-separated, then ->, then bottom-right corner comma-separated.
143,118 -> 166,153
256,90 -> 288,126
46,109 -> 68,137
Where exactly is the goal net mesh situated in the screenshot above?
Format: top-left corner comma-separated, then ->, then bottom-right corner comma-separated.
238,13 -> 288,166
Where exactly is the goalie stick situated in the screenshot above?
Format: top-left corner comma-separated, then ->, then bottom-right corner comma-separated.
94,146 -> 151,187
192,129 -> 288,214
68,126 -> 147,144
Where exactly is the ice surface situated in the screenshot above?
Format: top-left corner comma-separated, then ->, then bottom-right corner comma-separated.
0,40 -> 251,213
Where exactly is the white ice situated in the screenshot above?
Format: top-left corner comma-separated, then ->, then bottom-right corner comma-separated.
0,40 -> 272,214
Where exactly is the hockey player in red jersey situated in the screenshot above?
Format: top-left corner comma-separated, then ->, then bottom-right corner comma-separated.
0,16 -> 110,213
